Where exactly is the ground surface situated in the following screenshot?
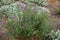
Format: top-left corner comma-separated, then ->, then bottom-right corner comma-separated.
47,3 -> 60,29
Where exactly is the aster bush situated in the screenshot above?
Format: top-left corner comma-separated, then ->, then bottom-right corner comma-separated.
0,1 -> 55,40
0,2 -> 54,40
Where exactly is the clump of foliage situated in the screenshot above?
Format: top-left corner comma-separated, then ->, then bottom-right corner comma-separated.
32,0 -> 48,6
19,0 -> 48,6
0,2 -> 20,19
0,0 -> 15,7
56,7 -> 60,14
45,30 -> 60,40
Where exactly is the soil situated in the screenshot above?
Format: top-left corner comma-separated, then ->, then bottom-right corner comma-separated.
47,4 -> 60,29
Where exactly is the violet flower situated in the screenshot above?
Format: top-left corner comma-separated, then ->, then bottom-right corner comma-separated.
19,2 -> 27,11
0,27 -> 3,32
22,26 -> 26,29
33,9 -> 36,12
1,20 -> 6,25
21,6 -> 26,11
19,18 -> 23,23
13,16 -> 17,19
50,21 -> 53,26
56,22 -> 60,29
0,31 -> 5,37
33,8 -> 37,13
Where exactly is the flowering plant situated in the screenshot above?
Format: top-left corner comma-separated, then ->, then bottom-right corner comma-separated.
0,2 -> 55,40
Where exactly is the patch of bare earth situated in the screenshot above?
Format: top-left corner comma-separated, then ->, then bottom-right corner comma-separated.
47,2 -> 60,29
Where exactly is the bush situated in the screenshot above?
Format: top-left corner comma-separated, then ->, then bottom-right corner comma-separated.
56,7 -> 60,14
0,2 -> 55,40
